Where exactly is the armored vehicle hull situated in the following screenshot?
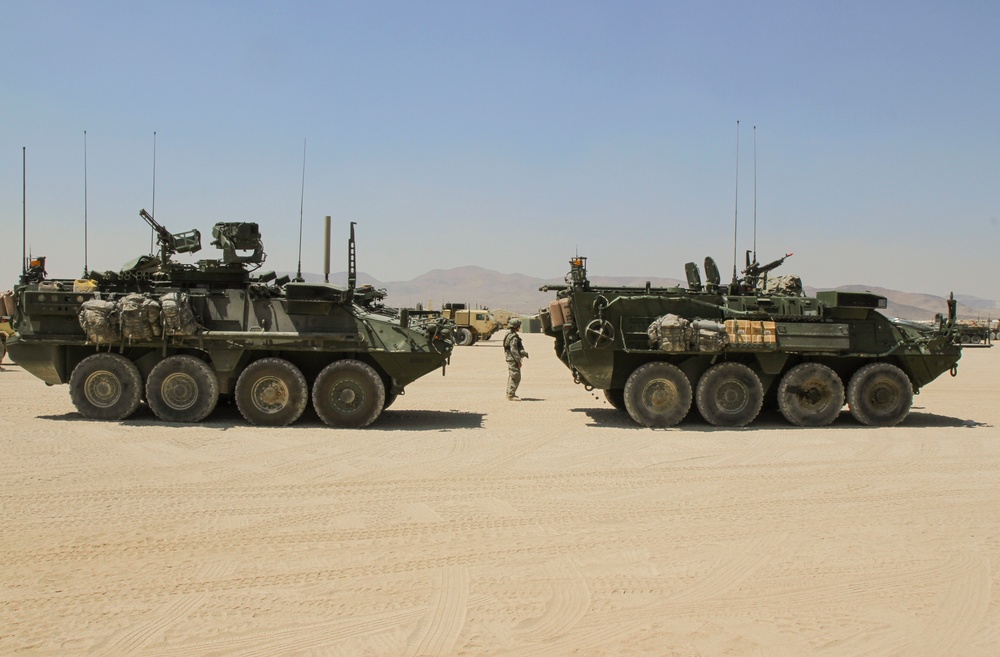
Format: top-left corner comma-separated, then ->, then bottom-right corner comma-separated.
541,256 -> 962,428
8,214 -> 453,428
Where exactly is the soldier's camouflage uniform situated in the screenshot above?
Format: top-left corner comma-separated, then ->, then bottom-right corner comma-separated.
503,325 -> 528,399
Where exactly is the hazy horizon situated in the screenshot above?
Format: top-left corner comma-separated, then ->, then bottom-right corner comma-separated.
3,2 -> 998,300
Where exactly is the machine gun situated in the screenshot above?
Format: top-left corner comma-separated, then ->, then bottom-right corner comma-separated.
742,251 -> 793,290
139,209 -> 202,269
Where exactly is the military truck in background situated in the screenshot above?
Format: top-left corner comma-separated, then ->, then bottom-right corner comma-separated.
540,252 -> 963,429
440,303 -> 500,346
7,212 -> 454,428
952,319 -> 993,345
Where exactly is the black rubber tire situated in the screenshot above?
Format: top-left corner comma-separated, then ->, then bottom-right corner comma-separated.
235,358 -> 308,426
312,359 -> 386,428
455,327 -> 475,346
847,362 -> 913,426
145,355 -> 219,423
69,353 -> 143,420
695,362 -> 763,427
623,362 -> 692,427
382,390 -> 398,411
603,388 -> 626,411
777,362 -> 845,427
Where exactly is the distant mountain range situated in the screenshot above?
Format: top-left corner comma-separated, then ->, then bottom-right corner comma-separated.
289,266 -> 997,321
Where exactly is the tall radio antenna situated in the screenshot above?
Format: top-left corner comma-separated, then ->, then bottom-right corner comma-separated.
22,147 -> 27,279
731,120 -> 740,285
150,131 -> 157,254
295,138 -> 307,282
83,130 -> 89,276
752,125 -> 757,263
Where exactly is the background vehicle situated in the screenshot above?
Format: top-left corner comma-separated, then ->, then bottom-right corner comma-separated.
8,213 -> 453,427
540,253 -> 962,428
440,303 -> 500,346
952,319 -> 993,345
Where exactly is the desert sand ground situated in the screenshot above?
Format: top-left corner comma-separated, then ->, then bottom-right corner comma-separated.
1,334 -> 998,656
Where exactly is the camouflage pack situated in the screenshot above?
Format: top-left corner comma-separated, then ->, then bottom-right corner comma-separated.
79,299 -> 121,344
690,319 -> 728,352
160,292 -> 198,336
648,314 -> 691,352
759,274 -> 803,296
118,293 -> 162,341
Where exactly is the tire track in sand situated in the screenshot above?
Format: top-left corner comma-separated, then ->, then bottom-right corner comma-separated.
913,550 -> 991,657
92,593 -> 207,657
514,556 -> 590,642
404,565 -> 470,657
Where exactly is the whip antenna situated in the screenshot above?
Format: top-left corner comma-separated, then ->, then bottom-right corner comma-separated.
150,131 -> 157,254
295,138 -> 306,282
83,130 -> 89,277
731,120 -> 740,286
752,125 -> 757,263
21,147 -> 26,279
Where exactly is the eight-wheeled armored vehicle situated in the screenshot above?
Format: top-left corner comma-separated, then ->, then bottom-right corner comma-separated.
7,211 -> 453,427
540,253 -> 962,428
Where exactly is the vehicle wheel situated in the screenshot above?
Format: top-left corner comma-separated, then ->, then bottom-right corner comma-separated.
973,335 -> 983,344
847,362 -> 913,426
235,358 -> 308,426
312,359 -> 385,427
383,390 -> 398,410
146,355 -> 219,423
696,362 -> 763,427
603,388 -> 626,411
455,327 -> 474,346
777,362 -> 844,426
69,353 -> 143,420
623,362 -> 692,427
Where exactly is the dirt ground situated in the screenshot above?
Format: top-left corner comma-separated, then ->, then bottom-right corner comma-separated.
1,334 -> 998,656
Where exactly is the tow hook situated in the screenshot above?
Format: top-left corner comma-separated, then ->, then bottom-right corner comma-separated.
571,368 -> 593,391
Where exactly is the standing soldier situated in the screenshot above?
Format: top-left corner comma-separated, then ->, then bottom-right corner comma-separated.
503,318 -> 528,400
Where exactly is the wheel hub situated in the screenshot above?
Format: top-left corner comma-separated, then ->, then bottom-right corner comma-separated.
643,379 -> 679,413
715,380 -> 749,413
250,377 -> 289,413
331,380 -> 362,411
84,370 -> 122,408
869,382 -> 897,408
161,372 -> 198,411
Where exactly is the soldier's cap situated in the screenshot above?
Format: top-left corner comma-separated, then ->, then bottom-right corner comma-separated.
509,318 -> 522,328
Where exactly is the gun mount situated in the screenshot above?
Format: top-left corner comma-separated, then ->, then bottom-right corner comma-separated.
139,209 -> 201,270
740,251 -> 793,292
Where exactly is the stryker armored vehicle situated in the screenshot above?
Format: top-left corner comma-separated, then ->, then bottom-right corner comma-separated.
540,252 -> 962,428
7,211 -> 453,427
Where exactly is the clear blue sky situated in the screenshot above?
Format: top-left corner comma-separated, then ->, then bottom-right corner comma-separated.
3,1 -> 998,301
